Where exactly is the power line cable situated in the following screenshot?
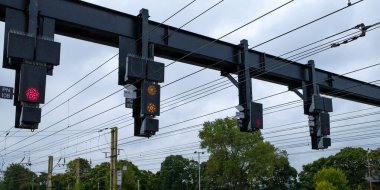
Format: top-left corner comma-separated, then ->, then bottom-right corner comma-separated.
0,0 -> 200,143
1,0 -> 295,154
2,17 -> 376,163
18,95 -> 380,169
41,0 -> 199,108
2,39 -> 378,162
250,0 -> 364,49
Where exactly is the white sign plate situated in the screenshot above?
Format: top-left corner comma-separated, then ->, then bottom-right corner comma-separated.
124,90 -> 137,99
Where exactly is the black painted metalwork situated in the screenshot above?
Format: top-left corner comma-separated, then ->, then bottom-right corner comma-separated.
0,0 -> 379,106
0,0 -> 379,146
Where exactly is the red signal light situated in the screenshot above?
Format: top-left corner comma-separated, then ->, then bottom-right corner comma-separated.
255,118 -> 262,128
323,127 -> 330,135
25,87 -> 40,102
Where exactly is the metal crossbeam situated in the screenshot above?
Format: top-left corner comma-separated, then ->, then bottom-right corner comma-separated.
0,0 -> 379,106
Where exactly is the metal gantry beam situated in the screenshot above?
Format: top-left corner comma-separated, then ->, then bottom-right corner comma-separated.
1,0 -> 378,106
0,0 -> 380,151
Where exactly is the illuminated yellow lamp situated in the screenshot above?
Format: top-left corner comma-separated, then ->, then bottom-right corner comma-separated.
147,103 -> 157,113
147,85 -> 157,95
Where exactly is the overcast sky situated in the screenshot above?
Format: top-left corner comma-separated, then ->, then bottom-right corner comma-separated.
0,0 -> 380,175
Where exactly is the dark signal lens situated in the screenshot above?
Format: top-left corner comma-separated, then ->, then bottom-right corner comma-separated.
255,118 -> 262,128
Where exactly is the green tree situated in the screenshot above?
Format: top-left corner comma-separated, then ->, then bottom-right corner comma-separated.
37,172 -> 47,190
65,158 -> 91,189
159,155 -> 197,190
315,181 -> 337,190
0,181 -> 5,190
118,160 -> 139,190
368,149 -> 380,190
52,173 -> 70,190
85,162 -> 109,190
261,150 -> 298,190
325,147 -> 367,187
2,163 -> 36,190
369,148 -> 380,177
314,167 -> 348,190
299,147 -> 367,190
84,159 -> 147,190
138,170 -> 159,190
199,117 -> 297,190
299,157 -> 328,190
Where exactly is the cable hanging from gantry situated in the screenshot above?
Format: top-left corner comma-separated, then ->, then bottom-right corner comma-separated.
331,22 -> 380,48
3,29 -> 380,160
1,0 -> 378,160
348,0 -> 352,6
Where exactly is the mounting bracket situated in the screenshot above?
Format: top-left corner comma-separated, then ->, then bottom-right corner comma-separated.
291,60 -> 333,149
119,9 -> 164,137
222,39 -> 263,132
3,0 -> 60,130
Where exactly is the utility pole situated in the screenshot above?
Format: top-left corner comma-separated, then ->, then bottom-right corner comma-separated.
76,159 -> 80,185
32,175 -> 34,190
110,127 -> 118,190
194,151 -> 204,190
47,156 -> 53,190
137,179 -> 140,190
367,149 -> 373,190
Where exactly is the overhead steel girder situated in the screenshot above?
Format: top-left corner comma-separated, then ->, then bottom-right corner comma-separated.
0,0 -> 379,106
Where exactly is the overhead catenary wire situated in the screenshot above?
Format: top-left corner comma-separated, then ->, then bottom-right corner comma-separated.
14,73 -> 380,167
269,113 -> 380,146
115,117 -> 380,163
78,100 -> 380,158
10,131 -> 376,172
18,80 -> 380,166
12,36 -> 348,140
2,23 -> 378,163
41,0 -> 220,118
250,0 -> 364,49
176,23 -> 357,94
8,101 -> 374,163
38,0 -> 222,119
265,106 -> 380,130
3,4 -> 374,171
264,109 -> 380,136
1,98 -> 303,161
41,0 -> 199,108
27,112 -> 380,168
163,43 -> 380,115
1,0 -> 200,142
6,122 -> 380,173
4,98 -> 299,162
276,125 -> 380,149
2,2 -> 374,169
13,141 -> 380,179
51,75 -> 380,160
0,0 -> 296,156
287,142 -> 380,156
5,46 -> 378,165
41,67 -> 118,117
41,0 -> 295,121
162,1 -> 364,88
0,0 -> 224,151
57,1 -> 374,129
155,24 -> 379,114
112,131 -> 380,167
277,128 -> 380,150
162,0 -> 224,40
